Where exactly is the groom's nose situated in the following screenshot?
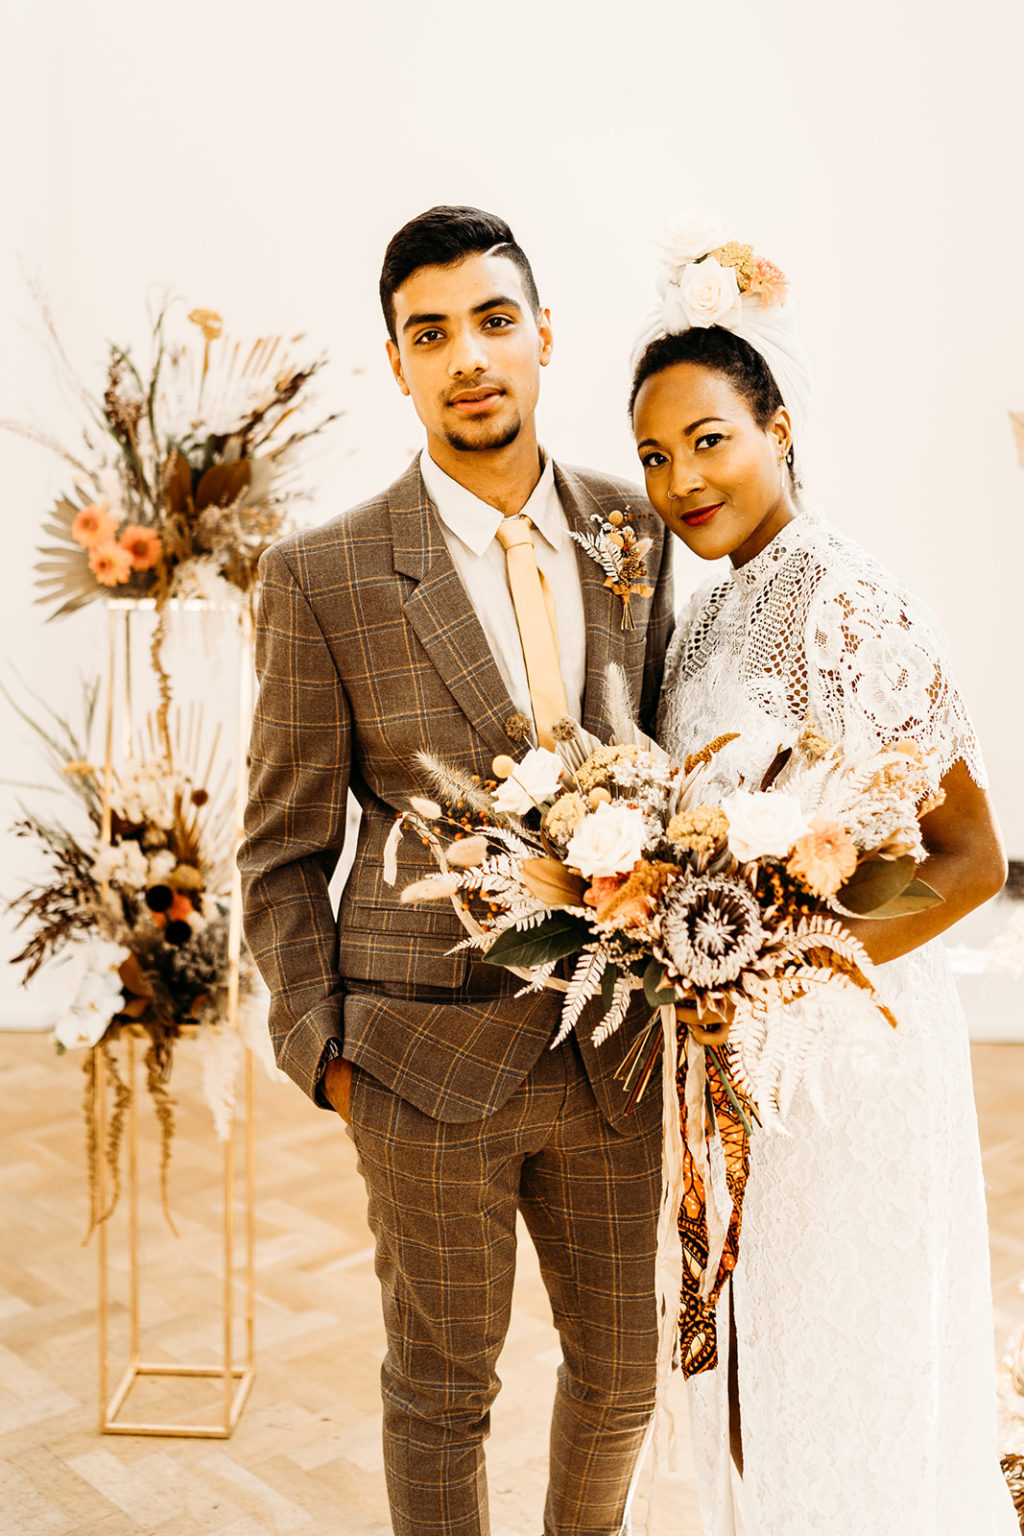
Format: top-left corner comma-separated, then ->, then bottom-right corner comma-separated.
448,323 -> 490,378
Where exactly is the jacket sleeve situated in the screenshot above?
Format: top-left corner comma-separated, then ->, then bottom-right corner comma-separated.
237,542 -> 352,1105
640,523 -> 676,734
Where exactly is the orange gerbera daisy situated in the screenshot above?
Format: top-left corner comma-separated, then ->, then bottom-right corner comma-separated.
118,524 -> 162,572
787,820 -> 858,897
88,540 -> 133,586
71,501 -> 118,548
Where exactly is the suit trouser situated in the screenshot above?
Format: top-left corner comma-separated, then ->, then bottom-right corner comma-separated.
347,1032 -> 662,1536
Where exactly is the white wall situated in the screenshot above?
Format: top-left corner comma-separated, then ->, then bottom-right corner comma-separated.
2,0 -> 1022,1025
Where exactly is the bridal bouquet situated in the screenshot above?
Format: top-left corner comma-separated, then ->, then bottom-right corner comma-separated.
6,680 -> 257,1232
11,298 -> 338,620
392,680 -> 944,1373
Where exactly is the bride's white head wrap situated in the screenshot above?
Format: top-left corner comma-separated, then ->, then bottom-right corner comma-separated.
631,211 -> 813,456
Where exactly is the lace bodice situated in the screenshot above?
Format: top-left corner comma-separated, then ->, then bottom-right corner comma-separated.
658,509 -> 984,796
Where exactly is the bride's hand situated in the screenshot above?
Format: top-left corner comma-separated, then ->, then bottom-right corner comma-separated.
676,997 -> 733,1047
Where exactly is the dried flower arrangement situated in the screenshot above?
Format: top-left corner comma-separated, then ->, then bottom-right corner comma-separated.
5,678 -> 256,1234
4,294 -> 338,621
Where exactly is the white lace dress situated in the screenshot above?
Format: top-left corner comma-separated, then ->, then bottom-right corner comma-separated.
657,512 -> 1017,1535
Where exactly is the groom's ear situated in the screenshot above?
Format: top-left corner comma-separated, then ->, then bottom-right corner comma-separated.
386,339 -> 411,397
538,307 -> 553,368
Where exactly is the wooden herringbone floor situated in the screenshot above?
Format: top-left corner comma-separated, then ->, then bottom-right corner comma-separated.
1,1031 -> 1021,1536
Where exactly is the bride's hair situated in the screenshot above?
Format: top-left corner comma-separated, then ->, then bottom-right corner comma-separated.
629,326 -> 783,424
629,326 -> 797,485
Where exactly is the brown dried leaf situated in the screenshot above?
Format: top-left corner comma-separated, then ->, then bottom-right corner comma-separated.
520,857 -> 587,909
195,460 -> 251,511
163,450 -> 194,515
119,952 -> 153,998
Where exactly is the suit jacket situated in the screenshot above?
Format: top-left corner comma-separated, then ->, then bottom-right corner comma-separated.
239,457 -> 675,1127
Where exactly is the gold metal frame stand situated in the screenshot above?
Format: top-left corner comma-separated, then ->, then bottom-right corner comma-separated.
92,599 -> 256,1437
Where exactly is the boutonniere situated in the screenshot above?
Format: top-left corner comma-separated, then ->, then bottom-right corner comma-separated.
570,509 -> 654,631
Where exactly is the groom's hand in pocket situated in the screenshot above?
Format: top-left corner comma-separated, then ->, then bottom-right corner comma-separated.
322,1057 -> 354,1122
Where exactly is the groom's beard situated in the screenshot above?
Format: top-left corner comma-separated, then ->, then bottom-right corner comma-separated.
442,412 -> 523,454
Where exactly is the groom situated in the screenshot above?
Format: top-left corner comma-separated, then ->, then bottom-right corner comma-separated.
239,206 -> 674,1536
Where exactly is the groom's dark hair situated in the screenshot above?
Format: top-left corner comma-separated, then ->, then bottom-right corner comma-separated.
380,205 -> 541,343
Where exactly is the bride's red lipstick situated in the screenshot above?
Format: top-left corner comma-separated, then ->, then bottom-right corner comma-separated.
681,502 -> 723,528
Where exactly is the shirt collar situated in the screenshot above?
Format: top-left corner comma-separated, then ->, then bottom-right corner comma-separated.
420,449 -> 564,558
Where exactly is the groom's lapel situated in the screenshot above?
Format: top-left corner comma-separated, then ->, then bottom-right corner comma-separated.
554,463 -> 623,739
389,461 -> 522,760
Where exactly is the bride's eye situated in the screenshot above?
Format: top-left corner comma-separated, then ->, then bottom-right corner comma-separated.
695,432 -> 724,450
640,450 -> 668,470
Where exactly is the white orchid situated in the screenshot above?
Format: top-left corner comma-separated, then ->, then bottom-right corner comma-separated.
53,938 -> 131,1049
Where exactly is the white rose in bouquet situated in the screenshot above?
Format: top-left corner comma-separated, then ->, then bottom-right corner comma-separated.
565,801 -> 646,879
664,257 -> 742,332
491,748 -> 564,815
53,938 -> 131,1049
721,789 -> 811,863
656,210 -> 728,273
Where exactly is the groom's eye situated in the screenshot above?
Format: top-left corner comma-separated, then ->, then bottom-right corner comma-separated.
413,328 -> 444,346
481,315 -> 513,330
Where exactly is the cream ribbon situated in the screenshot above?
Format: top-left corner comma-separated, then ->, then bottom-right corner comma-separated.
495,514 -> 568,750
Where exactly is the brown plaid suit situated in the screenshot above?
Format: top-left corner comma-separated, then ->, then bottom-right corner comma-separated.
239,458 -> 675,1536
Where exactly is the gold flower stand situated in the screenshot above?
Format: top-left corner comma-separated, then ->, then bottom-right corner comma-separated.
91,597 -> 257,1437
92,1028 -> 255,1437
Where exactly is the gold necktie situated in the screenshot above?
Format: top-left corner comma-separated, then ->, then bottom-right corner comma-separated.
495,515 -> 569,750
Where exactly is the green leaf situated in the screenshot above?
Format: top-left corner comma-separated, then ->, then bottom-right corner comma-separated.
858,878 -> 944,920
643,957 -> 678,1007
836,854 -> 916,915
483,911 -> 592,970
601,965 -> 620,1011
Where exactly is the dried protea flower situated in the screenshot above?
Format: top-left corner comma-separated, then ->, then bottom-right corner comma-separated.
660,873 -> 766,988
552,716 -> 579,743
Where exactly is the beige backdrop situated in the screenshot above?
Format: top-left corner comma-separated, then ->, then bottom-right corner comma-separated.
2,0 -> 1022,1027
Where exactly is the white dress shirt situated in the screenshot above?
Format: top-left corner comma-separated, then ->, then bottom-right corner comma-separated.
419,449 -> 587,731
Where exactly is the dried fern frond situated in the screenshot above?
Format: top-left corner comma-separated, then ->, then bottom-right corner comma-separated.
551,947 -> 609,1046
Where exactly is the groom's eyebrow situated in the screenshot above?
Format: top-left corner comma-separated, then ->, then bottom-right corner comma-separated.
402,296 -> 523,334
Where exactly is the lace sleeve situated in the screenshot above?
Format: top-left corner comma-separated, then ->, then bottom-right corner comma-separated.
657,576 -> 730,740
802,569 -> 986,785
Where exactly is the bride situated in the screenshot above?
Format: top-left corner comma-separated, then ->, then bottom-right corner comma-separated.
629,218 -> 1018,1533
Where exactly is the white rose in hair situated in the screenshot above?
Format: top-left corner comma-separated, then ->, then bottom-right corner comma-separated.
721,789 -> 811,863
656,210 -> 728,274
665,257 -> 742,331
491,748 -> 564,815
565,801 -> 646,879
